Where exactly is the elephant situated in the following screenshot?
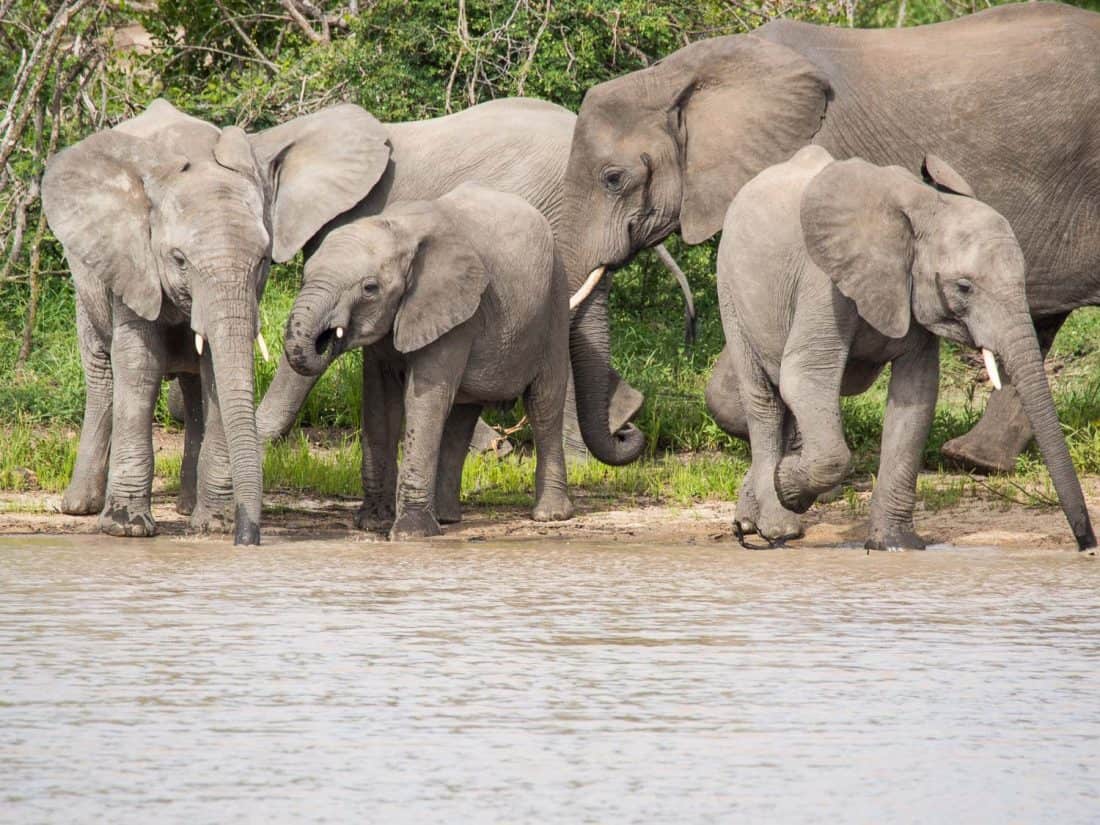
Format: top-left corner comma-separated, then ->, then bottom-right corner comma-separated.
40,98 -> 390,544
283,182 -> 572,539
557,2 -> 1100,474
719,146 -> 1095,552
252,97 -> 692,461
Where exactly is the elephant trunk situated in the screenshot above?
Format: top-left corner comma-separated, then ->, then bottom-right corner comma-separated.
205,285 -> 263,546
284,279 -> 343,377
998,315 -> 1095,551
570,281 -> 645,465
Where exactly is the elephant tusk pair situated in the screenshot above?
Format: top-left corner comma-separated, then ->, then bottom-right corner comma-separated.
982,347 -> 1002,391
194,332 -> 272,363
569,266 -> 606,310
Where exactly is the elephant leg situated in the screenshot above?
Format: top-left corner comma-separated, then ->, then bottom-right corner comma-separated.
705,345 -> 749,440
774,341 -> 852,516
191,353 -> 236,534
255,352 -> 322,441
356,351 -> 404,532
434,403 -> 481,525
390,342 -> 470,541
941,312 -> 1068,473
526,366 -> 574,522
866,336 -> 940,551
99,314 -> 165,538
175,372 -> 204,516
728,325 -> 801,543
62,302 -> 112,515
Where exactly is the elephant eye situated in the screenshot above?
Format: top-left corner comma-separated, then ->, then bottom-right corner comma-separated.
601,167 -> 627,193
363,279 -> 380,296
171,249 -> 187,270
957,278 -> 973,295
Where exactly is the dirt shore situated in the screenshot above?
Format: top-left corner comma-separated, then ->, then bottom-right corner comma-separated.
3,467 -> 1097,551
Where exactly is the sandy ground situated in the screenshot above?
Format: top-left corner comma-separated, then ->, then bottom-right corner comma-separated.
2,431 -> 1097,550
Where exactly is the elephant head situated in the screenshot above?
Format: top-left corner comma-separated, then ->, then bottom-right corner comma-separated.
560,35 -> 830,464
41,99 -> 390,544
283,200 -> 488,375
800,155 -> 1095,550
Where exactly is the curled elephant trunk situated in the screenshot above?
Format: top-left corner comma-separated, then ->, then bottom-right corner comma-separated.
998,316 -> 1096,551
570,282 -> 646,465
284,280 -> 346,377
206,294 -> 263,546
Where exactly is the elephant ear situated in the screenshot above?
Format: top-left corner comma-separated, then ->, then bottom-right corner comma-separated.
249,103 -> 391,263
41,130 -> 185,321
392,209 -> 490,354
801,159 -> 925,340
665,35 -> 831,244
921,154 -> 976,198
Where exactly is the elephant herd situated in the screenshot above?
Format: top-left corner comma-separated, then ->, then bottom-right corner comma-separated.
40,2 -> 1099,551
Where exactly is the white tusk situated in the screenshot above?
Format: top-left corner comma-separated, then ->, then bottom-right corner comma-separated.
336,326 -> 344,339
982,348 -> 1002,391
195,334 -> 204,356
256,331 -> 270,362
569,266 -> 606,311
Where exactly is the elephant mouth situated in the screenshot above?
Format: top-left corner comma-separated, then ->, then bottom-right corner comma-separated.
314,325 -> 350,359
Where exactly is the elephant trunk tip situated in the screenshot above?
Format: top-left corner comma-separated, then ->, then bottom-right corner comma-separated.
234,504 -> 261,546
1075,519 -> 1096,553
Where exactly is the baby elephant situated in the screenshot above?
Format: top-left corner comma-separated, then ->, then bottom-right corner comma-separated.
719,146 -> 1094,551
284,182 -> 573,539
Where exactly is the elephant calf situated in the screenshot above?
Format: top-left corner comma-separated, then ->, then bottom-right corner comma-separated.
718,145 -> 1095,551
283,182 -> 573,540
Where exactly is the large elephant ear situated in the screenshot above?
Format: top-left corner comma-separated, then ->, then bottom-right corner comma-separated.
113,97 -> 218,142
800,158 -> 926,339
665,35 -> 831,244
41,130 -> 184,321
392,208 -> 490,354
249,104 -> 391,263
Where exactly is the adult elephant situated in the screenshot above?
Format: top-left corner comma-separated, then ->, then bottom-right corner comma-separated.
41,99 -> 390,544
254,97 -> 692,458
560,2 -> 1100,471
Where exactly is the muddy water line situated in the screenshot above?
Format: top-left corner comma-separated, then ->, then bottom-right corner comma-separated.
2,536 -> 1098,822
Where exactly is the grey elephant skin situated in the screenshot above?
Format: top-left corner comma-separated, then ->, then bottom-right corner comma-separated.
40,99 -> 390,544
719,146 -> 1095,552
558,2 -> 1100,473
255,97 -> 682,464
284,182 -> 572,540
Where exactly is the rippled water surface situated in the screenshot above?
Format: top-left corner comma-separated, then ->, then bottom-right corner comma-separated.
2,535 -> 1099,823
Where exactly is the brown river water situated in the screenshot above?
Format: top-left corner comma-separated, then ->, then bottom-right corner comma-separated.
2,535 -> 1098,823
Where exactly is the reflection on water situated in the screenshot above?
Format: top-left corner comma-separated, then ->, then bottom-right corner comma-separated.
2,535 -> 1098,823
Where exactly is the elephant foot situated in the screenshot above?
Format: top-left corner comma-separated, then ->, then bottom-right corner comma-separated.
355,497 -> 395,532
390,507 -> 441,541
61,483 -> 105,516
532,490 -> 574,522
940,433 -> 1019,475
865,526 -> 926,552
435,495 -> 463,525
99,501 -> 156,538
757,502 -> 804,545
774,458 -> 817,515
190,499 -> 235,534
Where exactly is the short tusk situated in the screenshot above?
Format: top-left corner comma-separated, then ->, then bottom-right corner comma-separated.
195,334 -> 204,356
256,331 -> 270,362
569,266 -> 606,311
335,326 -> 344,339
982,348 -> 1002,391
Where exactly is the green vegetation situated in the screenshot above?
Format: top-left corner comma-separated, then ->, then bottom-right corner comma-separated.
2,1 -> 1099,513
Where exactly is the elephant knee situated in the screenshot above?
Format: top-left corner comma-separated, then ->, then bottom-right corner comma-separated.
807,444 -> 851,491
